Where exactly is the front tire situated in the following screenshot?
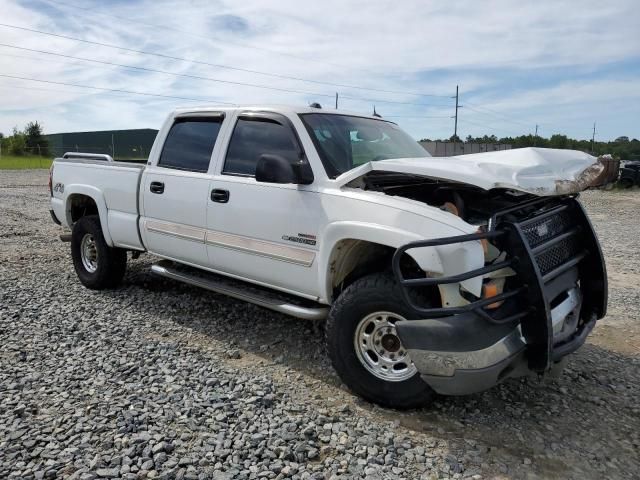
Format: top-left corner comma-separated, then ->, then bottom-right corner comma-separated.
618,177 -> 635,189
325,273 -> 436,409
71,215 -> 127,289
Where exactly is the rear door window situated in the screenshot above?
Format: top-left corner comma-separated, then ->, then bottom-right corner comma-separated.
158,118 -> 222,172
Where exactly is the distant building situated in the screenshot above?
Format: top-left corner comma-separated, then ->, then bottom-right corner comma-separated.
46,128 -> 158,160
420,141 -> 512,157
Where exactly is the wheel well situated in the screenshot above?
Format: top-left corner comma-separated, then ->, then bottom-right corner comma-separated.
328,239 -> 429,299
327,239 -> 442,304
68,194 -> 99,225
327,240 -> 391,300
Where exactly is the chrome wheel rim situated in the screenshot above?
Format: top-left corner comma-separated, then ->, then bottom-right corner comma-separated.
80,233 -> 98,273
354,311 -> 417,382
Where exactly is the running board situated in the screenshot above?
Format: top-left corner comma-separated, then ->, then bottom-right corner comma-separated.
150,260 -> 328,321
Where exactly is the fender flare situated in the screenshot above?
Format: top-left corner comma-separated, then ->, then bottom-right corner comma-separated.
318,221 -> 446,302
63,184 -> 114,246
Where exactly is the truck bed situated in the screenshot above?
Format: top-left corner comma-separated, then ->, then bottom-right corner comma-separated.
50,157 -> 146,251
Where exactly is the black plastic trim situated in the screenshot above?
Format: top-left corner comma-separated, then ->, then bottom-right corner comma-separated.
397,310 -> 519,352
551,315 -> 596,361
531,226 -> 581,254
541,251 -> 588,283
50,209 -> 61,225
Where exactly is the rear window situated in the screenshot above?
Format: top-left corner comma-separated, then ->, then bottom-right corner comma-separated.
158,118 -> 222,172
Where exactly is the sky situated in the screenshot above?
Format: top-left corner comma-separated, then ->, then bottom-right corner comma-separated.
0,0 -> 638,141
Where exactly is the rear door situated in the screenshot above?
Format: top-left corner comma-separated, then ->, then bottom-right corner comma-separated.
140,114 -> 225,267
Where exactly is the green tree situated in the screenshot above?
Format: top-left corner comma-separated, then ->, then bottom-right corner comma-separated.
24,121 -> 50,156
8,127 -> 26,156
549,134 -> 569,149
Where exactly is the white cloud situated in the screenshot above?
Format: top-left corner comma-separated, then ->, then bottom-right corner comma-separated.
0,0 -> 638,140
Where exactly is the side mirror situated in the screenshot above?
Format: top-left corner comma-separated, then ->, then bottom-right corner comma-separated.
255,154 -> 313,185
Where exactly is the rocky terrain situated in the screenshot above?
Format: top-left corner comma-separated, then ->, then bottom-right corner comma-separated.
1,169 -> 638,479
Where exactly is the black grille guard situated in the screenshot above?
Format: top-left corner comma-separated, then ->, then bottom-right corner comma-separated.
392,196 -> 608,371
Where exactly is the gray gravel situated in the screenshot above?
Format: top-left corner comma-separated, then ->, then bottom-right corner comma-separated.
1,169 -> 639,480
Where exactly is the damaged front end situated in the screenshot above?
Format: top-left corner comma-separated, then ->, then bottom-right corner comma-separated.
392,195 -> 607,395
554,155 -> 620,194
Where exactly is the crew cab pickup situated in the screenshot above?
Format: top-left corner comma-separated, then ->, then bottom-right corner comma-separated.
49,105 -> 616,408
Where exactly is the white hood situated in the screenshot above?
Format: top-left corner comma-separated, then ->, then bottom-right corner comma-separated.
337,147 -> 617,195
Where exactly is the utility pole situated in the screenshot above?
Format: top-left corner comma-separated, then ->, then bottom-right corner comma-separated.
534,124 -> 538,147
112,134 -> 116,159
335,92 -> 338,109
591,122 -> 596,154
453,85 -> 459,139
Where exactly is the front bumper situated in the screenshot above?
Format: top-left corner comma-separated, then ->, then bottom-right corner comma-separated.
393,196 -> 607,395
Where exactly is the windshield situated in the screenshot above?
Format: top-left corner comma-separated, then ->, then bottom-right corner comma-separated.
299,113 -> 430,178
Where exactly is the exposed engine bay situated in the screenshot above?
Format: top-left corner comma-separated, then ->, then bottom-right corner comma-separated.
353,171 -> 539,227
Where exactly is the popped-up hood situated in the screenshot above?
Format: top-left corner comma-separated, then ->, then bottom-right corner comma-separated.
337,147 -> 619,196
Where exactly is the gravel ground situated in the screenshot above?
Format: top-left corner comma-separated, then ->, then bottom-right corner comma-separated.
1,169 -> 638,480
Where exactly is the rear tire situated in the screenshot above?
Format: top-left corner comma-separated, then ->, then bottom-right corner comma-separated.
71,215 -> 127,289
325,273 -> 436,409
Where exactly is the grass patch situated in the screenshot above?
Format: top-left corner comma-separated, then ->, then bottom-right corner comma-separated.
0,155 -> 53,170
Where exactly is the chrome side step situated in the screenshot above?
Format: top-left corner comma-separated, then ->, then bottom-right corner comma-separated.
151,260 -> 328,321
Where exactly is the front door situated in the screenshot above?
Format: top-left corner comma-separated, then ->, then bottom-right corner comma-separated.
206,112 -> 323,298
140,115 -> 224,267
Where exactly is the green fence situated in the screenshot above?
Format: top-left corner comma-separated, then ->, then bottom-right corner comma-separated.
46,129 -> 158,160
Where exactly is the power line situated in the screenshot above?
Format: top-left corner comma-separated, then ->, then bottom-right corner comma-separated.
463,102 -> 533,128
384,115 -> 451,119
0,22 -> 451,99
0,50 -> 127,73
339,94 -> 450,106
0,43 -> 452,106
0,73 -> 237,105
0,50 -> 81,65
41,0 -> 457,99
0,33 -> 451,108
0,80 -> 106,96
41,0 -> 366,73
465,102 -> 531,126
0,80 -> 206,104
457,118 -> 523,137
464,100 -> 591,135
0,43 -> 336,100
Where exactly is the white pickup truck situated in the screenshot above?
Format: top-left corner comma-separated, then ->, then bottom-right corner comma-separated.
49,105 -> 615,408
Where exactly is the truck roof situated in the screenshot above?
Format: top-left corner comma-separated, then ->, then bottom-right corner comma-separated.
170,104 -> 392,121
